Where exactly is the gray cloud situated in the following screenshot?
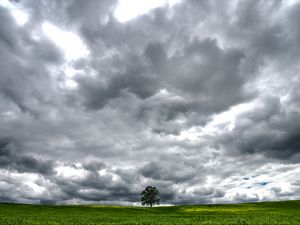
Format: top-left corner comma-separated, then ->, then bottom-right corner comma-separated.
0,139 -> 54,175
1,0 -> 300,205
216,95 -> 300,161
0,6 -> 64,118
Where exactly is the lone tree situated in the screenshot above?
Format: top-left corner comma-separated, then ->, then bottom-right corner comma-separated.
140,186 -> 160,207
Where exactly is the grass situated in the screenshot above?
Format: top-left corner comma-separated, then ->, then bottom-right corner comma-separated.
0,200 -> 299,224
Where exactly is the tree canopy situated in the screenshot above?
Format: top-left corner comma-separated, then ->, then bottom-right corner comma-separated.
140,186 -> 160,207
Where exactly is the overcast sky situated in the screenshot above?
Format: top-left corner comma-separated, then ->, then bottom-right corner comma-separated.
1,0 -> 300,205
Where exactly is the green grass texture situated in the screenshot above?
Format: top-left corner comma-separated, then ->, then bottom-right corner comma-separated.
0,200 -> 299,225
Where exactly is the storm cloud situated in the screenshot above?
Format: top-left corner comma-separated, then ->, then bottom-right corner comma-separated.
0,0 -> 300,205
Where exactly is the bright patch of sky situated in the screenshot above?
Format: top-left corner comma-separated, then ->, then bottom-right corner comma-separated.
176,101 -> 256,141
55,165 -> 88,179
0,0 -> 28,25
201,101 -> 256,135
42,22 -> 89,89
42,22 -> 89,61
287,0 -> 300,6
114,0 -> 182,22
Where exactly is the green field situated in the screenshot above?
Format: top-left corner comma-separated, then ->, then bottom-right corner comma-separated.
0,200 -> 299,225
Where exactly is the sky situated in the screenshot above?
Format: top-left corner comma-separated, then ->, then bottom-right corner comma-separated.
0,0 -> 300,205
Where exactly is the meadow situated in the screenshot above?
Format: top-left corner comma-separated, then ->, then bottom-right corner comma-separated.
0,200 -> 299,225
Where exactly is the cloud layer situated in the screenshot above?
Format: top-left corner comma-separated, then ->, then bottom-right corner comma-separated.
0,0 -> 300,205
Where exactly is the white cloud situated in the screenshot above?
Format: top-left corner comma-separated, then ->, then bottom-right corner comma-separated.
55,165 -> 88,180
1,0 -> 300,205
0,0 -> 28,25
114,0 -> 182,22
42,22 -> 89,61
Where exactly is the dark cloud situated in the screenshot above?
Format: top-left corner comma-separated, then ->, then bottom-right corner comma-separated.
157,38 -> 250,112
140,161 -> 200,184
1,0 -> 300,205
57,179 -> 138,203
76,56 -> 159,109
0,139 -> 55,175
0,6 -> 64,117
217,96 -> 300,160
